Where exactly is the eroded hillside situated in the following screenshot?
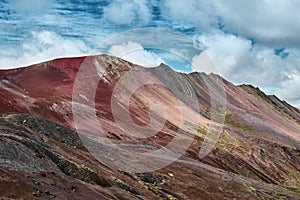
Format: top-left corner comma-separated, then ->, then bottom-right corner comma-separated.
0,55 -> 299,199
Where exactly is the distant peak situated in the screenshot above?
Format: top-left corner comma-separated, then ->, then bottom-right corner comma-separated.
156,63 -> 173,70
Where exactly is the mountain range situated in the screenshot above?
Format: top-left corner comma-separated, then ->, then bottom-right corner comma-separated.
0,54 -> 299,199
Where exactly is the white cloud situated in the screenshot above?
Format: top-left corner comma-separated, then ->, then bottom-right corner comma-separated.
0,31 -> 89,69
161,0 -> 300,47
192,33 -> 252,77
191,51 -> 217,74
192,32 -> 296,84
108,41 -> 164,67
103,0 -> 151,25
275,73 -> 300,108
213,0 -> 300,47
161,0 -> 216,31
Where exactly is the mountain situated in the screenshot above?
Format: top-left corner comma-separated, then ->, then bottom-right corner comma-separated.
0,54 -> 300,199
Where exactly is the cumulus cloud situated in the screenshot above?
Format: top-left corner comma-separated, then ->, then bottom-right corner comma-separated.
161,0 -> 216,31
0,31 -> 89,69
192,32 -> 298,84
275,73 -> 300,108
108,41 -> 164,67
192,33 -> 252,78
213,0 -> 300,47
103,0 -> 151,25
161,0 -> 300,47
191,51 -> 217,74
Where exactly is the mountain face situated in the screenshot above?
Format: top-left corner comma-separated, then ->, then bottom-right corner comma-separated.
0,54 -> 300,199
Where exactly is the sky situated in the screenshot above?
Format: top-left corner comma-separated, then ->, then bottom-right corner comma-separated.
0,0 -> 300,108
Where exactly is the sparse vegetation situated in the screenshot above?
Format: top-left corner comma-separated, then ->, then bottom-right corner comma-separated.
51,182 -> 57,188
32,187 -> 42,197
44,139 -> 53,145
32,179 -> 41,186
212,148 -> 219,154
218,187 -> 234,195
287,187 -> 300,197
81,164 -> 93,172
243,183 -> 266,200
111,176 -> 140,195
138,180 -> 149,189
246,185 -> 257,195
225,111 -> 260,137
167,194 -> 177,200
197,126 -> 207,135
71,185 -> 78,192
184,120 -> 207,135
261,190 -> 289,200
294,148 -> 300,156
111,176 -> 124,185
45,191 -> 57,198
281,145 -> 289,152
32,193 -> 41,198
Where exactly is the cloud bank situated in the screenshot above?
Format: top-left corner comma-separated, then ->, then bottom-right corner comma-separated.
0,31 -> 89,69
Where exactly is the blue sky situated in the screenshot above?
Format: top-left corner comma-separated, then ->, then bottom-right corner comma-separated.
0,0 -> 300,107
